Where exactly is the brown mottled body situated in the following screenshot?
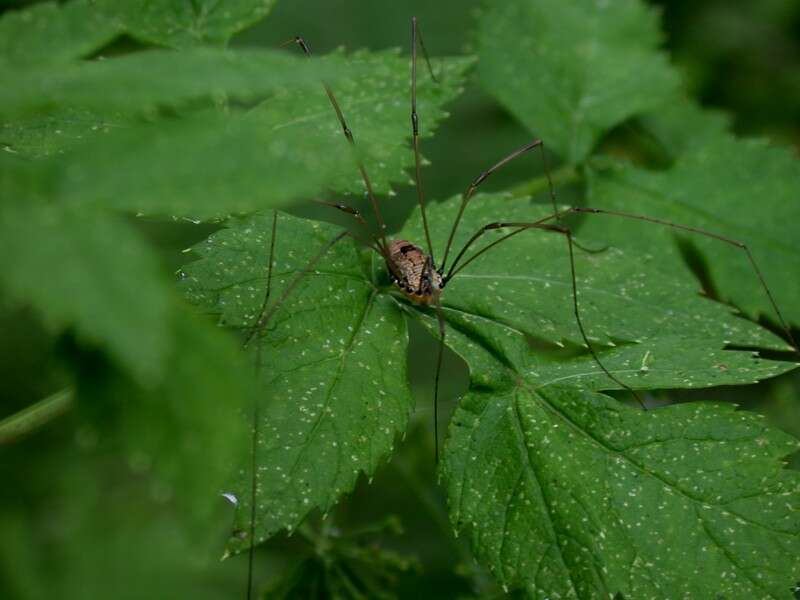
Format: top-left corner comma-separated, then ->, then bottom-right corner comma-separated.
387,240 -> 443,304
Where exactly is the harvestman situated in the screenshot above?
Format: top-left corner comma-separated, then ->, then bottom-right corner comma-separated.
239,17 -> 797,597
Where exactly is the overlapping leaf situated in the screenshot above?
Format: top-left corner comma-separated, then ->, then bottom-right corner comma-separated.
477,0 -> 679,163
0,397 -> 246,599
73,48 -> 468,217
248,49 -> 474,197
0,0 -> 277,64
400,193 -> 794,390
637,96 -> 731,160
400,193 -> 799,597
585,133 -> 800,328
92,0 -> 278,48
53,110 -> 359,219
1,109 -> 126,159
1,48 -> 343,178
0,170 -> 171,383
1,48 -> 338,117
0,0 -> 117,67
181,184 -> 796,567
3,50 -> 471,219
181,213 -> 414,552
78,309 -> 252,521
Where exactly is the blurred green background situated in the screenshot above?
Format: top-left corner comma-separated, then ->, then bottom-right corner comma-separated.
1,0 -> 798,598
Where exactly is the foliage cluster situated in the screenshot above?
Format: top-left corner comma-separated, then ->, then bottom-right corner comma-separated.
1,0 -> 799,598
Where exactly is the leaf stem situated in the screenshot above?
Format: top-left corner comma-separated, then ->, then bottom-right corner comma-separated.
0,388 -> 73,444
508,164 -> 580,200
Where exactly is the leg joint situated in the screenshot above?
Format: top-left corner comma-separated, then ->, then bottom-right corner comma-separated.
472,171 -> 489,188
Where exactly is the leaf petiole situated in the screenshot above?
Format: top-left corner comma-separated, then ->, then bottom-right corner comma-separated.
0,387 -> 73,444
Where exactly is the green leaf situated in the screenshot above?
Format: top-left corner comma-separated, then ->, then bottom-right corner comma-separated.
0,180 -> 171,383
477,0 -> 679,163
444,384 -> 800,598
586,134 -> 800,329
393,192 -> 800,597
93,0 -> 278,48
637,96 -> 731,160
248,50 -> 474,197
0,0 -> 118,67
54,110 -> 358,219
179,190 -> 796,567
1,48 -> 343,117
5,51 -> 471,219
0,48 -> 353,165
0,299 -> 253,599
0,428 -> 243,600
0,0 -> 277,66
180,212 -> 414,552
78,309 -> 252,521
399,192 -> 794,391
1,109 -> 127,159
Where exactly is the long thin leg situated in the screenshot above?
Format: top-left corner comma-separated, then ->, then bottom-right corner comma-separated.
244,229 -> 352,349
243,223 -> 355,599
245,211 -> 280,346
410,16 -> 438,260
505,206 -> 798,350
245,211 -> 277,600
567,207 -> 798,351
310,196 -> 412,289
560,228 -> 647,406
444,208 -> 797,408
448,205 -> 796,354
285,36 -> 389,254
445,219 -> 648,406
446,220 -> 541,281
246,399 -> 257,600
313,200 -> 386,257
440,139 -> 556,272
433,299 -> 446,463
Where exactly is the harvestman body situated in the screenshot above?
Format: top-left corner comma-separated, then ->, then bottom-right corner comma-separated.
388,240 -> 443,304
241,17 -> 798,599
